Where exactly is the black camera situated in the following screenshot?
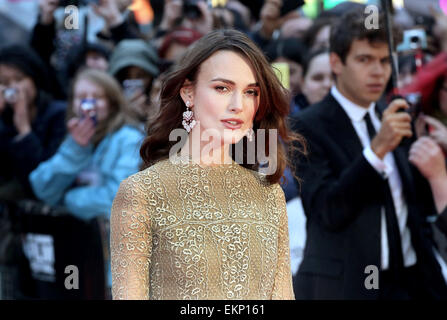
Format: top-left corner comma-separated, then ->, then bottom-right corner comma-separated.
183,0 -> 203,19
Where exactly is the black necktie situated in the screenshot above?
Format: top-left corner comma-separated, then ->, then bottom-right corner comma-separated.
364,112 -> 405,271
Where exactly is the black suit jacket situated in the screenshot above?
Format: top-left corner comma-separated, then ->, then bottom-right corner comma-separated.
291,93 -> 447,300
436,208 -> 447,236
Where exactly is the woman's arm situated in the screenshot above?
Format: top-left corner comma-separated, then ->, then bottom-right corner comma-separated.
271,184 -> 295,300
110,173 -> 152,300
29,135 -> 93,206
63,126 -> 143,220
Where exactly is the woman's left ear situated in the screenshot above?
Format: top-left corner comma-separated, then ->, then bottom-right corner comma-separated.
180,79 -> 194,107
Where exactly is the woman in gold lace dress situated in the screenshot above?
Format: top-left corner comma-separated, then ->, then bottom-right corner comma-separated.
110,29 -> 305,300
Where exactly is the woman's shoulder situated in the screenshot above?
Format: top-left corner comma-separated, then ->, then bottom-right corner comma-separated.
237,164 -> 281,188
122,158 -> 173,185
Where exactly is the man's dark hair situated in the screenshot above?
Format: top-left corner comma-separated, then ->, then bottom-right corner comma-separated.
330,6 -> 402,63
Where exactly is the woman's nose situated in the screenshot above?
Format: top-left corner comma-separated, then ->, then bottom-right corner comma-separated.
229,93 -> 243,113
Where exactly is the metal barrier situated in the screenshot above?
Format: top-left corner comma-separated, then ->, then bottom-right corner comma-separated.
0,200 -> 108,300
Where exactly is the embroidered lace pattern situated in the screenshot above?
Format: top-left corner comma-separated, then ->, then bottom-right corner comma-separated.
110,158 -> 294,300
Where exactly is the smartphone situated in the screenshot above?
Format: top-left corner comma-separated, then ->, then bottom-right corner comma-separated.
397,29 -> 428,52
2,87 -> 18,105
80,98 -> 97,126
123,79 -> 145,99
272,62 -> 290,90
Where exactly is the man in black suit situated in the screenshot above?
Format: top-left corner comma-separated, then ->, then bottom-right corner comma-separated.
291,8 -> 447,299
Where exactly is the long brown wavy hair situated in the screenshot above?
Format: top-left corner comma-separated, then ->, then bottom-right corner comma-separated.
140,29 -> 306,184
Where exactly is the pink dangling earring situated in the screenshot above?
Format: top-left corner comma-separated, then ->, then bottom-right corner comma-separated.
182,101 -> 196,132
246,126 -> 254,142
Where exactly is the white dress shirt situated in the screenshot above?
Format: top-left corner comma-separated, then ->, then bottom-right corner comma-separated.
331,86 -> 417,270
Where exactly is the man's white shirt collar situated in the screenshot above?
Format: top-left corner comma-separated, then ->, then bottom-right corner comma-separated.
330,85 -> 376,122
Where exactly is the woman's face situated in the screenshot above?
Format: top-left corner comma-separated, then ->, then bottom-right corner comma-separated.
439,76 -> 447,116
73,78 -> 109,122
182,50 -> 260,145
0,64 -> 37,104
301,53 -> 332,105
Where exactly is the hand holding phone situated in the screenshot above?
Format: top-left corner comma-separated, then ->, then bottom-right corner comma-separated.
68,117 -> 96,147
80,98 -> 97,126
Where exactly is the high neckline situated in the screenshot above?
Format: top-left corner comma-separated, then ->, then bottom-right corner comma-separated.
168,154 -> 238,169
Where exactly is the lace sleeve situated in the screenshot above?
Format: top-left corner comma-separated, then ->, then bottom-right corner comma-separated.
110,174 -> 152,300
271,185 -> 295,300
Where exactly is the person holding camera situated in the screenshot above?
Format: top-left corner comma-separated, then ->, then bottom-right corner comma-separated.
29,69 -> 144,289
108,39 -> 160,124
29,69 -> 143,222
0,44 -> 66,202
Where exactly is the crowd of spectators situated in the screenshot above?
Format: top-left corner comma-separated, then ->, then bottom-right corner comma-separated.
0,0 -> 447,300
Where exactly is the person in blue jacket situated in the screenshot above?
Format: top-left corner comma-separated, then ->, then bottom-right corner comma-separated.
29,69 -> 144,292
29,68 -> 144,221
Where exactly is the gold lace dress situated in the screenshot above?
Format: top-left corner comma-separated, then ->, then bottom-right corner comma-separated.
110,158 -> 294,300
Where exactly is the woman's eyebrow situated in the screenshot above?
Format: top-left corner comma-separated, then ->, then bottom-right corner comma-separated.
211,77 -> 259,87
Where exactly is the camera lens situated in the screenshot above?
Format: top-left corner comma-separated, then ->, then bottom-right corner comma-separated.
3,88 -> 18,104
80,99 -> 96,114
80,99 -> 97,125
410,36 -> 420,43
